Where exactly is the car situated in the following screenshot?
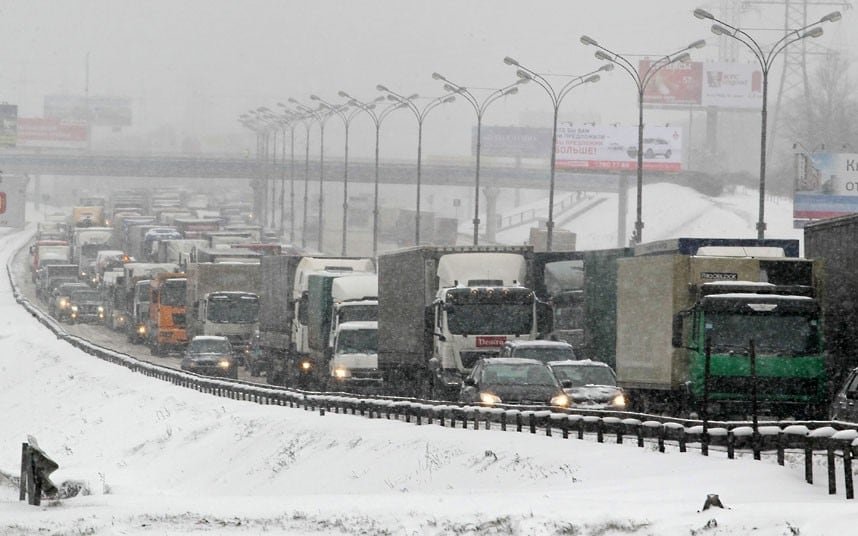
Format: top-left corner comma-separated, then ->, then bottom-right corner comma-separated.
627,137 -> 672,159
831,367 -> 858,422
548,359 -> 627,411
181,336 -> 239,379
497,340 -> 577,364
459,357 -> 570,408
51,282 -> 90,320
67,288 -> 106,324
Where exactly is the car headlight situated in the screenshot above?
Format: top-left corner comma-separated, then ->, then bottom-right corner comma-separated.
333,367 -> 349,379
300,360 -> 312,371
611,393 -> 626,408
550,393 -> 570,407
479,392 -> 502,406
70,305 -> 79,312
218,359 -> 231,369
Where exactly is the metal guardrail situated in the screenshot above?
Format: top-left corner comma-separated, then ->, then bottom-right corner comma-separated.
498,193 -> 593,231
7,248 -> 858,500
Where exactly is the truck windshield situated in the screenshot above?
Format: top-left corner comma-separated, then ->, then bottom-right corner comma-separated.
207,294 -> 259,323
161,281 -> 186,306
339,304 -> 377,323
705,312 -> 820,355
336,329 -> 378,354
446,303 -> 533,335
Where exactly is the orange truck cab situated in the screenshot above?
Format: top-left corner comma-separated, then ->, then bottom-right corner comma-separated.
147,272 -> 188,356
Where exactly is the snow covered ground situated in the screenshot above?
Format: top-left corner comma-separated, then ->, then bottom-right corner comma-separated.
0,188 -> 853,535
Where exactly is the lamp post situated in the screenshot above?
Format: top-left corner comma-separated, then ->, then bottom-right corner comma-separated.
340,91 -> 406,256
275,108 -> 300,243
376,86 -> 455,246
431,73 -> 527,245
290,97 -> 333,252
311,95 -> 364,256
693,8 -> 840,239
502,57 -> 609,251
579,36 -> 705,245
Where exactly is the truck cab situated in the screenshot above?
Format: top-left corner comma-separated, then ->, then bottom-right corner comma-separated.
195,291 -> 260,352
329,321 -> 381,388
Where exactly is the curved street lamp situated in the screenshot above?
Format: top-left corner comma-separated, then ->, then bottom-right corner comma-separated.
290,97 -> 334,252
432,72 -> 527,245
339,91 -> 405,256
503,56 -> 609,251
376,85 -> 455,246
275,105 -> 302,243
693,7 -> 840,239
580,36 -> 705,244
311,94 -> 364,256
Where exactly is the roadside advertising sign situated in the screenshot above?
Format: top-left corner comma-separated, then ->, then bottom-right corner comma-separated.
555,123 -> 683,172
472,126 -> 552,158
641,60 -> 703,105
640,61 -> 762,110
0,174 -> 28,228
17,118 -> 88,149
45,95 -> 132,127
794,152 -> 858,226
0,104 -> 18,147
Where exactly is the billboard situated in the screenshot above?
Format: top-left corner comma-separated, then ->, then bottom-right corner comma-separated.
794,152 -> 858,226
642,60 -> 703,106
17,118 -> 88,149
0,104 -> 18,147
44,95 -> 132,127
0,175 -> 28,228
555,123 -> 683,172
472,126 -> 552,158
640,61 -> 762,110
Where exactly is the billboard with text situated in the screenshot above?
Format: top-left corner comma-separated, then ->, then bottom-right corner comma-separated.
472,126 -> 552,158
555,124 -> 683,172
794,152 -> 858,226
18,118 -> 88,149
0,104 -> 18,147
640,61 -> 762,110
45,95 -> 132,127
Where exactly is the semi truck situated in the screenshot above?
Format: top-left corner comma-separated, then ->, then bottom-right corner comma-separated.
615,238 -> 826,418
71,227 -> 114,282
377,245 -> 539,399
259,255 -> 375,387
70,206 -> 105,228
804,214 -> 858,398
185,262 -> 261,353
147,272 -> 188,356
121,263 -> 180,343
155,239 -> 207,268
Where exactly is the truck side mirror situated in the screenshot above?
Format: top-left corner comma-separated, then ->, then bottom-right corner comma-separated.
671,314 -> 684,348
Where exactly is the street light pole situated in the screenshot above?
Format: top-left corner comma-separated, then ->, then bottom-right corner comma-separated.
502,57 -> 609,251
580,35 -> 705,244
312,95 -> 364,256
693,8 -> 840,240
341,92 -> 405,257
431,73 -> 527,245
290,98 -> 333,252
376,85 -> 455,246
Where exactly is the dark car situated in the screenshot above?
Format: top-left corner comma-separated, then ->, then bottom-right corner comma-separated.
50,282 -> 90,321
548,359 -> 627,411
181,336 -> 239,379
831,367 -> 858,422
68,289 -> 106,324
459,357 -> 570,408
497,340 -> 577,364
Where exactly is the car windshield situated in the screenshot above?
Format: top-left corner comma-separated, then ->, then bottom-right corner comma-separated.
511,346 -> 576,363
481,363 -> 557,386
207,294 -> 259,323
189,339 -> 231,354
336,329 -> 377,354
551,365 -> 616,387
71,290 -> 100,302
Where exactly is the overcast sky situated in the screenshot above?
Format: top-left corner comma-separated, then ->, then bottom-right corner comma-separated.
0,0 -> 850,158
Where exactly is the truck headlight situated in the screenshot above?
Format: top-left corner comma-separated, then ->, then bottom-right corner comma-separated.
218,359 -> 231,369
300,360 -> 312,372
59,299 -> 68,308
70,305 -> 79,312
479,392 -> 502,406
611,394 -> 626,408
550,393 -> 570,407
138,325 -> 147,334
333,367 -> 349,379
97,305 -> 105,313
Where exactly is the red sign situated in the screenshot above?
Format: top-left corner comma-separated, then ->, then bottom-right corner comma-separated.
640,60 -> 703,106
475,336 -> 507,348
17,118 -> 87,149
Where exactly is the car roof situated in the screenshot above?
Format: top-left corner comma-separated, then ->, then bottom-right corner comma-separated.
338,321 -> 378,330
190,335 -> 229,342
503,340 -> 574,349
548,359 -> 612,368
480,357 -> 549,366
